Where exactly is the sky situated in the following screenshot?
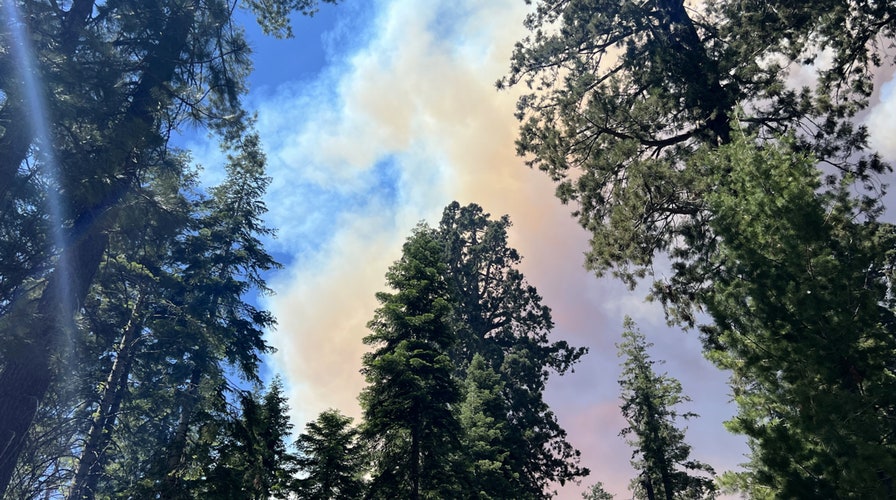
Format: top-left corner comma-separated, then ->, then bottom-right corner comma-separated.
186,1 -> 896,498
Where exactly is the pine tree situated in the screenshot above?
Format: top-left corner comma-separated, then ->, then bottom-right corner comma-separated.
700,133 -> 896,497
295,409 -> 365,500
360,226 -> 466,500
458,353 -> 513,499
582,482 -> 614,500
504,2 -> 896,496
502,1 -> 891,315
0,1 -> 336,493
203,379 -> 299,500
617,318 -> 715,500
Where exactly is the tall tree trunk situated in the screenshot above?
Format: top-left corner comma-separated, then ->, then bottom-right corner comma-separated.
656,0 -> 731,145
641,472 -> 657,500
0,0 -> 96,205
159,364 -> 204,496
410,422 -> 420,500
0,3 -> 195,493
69,292 -> 145,500
0,227 -> 107,492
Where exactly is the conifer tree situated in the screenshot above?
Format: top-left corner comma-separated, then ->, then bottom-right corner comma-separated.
582,482 -> 614,500
295,409 -> 365,500
438,202 -> 588,496
617,318 -> 715,500
459,353 -> 514,499
203,379 -> 299,500
0,1 -> 337,493
360,206 -> 589,499
360,226 -> 465,500
505,2 -> 896,496
701,134 -> 896,497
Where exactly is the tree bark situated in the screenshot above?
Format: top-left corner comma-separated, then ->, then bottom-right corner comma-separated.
158,364 -> 204,496
655,0 -> 731,145
69,292 -> 145,500
0,227 -> 107,492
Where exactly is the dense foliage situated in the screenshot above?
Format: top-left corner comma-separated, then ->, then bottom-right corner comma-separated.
5,0 -> 894,497
438,202 -> 589,495
0,0 -> 335,496
703,134 -> 896,497
295,409 -> 366,499
359,204 -> 587,499
616,318 -> 715,500
506,0 -> 896,496
360,225 -> 466,500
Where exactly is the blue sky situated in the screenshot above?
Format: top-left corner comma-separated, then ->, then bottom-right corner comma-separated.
184,1 -> 896,498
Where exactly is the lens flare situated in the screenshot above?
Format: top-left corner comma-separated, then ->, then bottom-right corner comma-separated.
2,1 -> 74,328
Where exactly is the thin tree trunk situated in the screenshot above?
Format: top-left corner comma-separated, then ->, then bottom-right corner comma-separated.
69,292 -> 145,500
159,364 -> 204,495
410,422 -> 420,500
641,473 -> 656,500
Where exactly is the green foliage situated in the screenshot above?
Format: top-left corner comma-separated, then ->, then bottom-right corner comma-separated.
295,409 -> 365,500
204,379 -> 299,499
699,134 -> 896,497
503,0 -> 891,320
459,354 -> 514,499
360,226 -> 465,500
617,318 -> 716,500
244,0 -> 341,38
582,482 -> 614,500
0,0 -> 336,495
358,204 -> 588,499
506,1 -> 896,496
438,202 -> 589,496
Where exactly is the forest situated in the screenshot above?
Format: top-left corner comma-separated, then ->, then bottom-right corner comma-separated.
0,0 -> 894,499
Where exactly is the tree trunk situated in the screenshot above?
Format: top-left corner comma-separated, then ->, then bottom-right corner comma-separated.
69,292 -> 145,500
0,0 -> 97,205
641,473 -> 656,500
0,227 -> 107,492
159,364 -> 204,496
410,422 -> 420,500
656,0 -> 731,145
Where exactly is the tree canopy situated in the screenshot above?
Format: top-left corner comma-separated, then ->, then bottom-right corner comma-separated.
505,0 -> 896,496
0,0 -> 336,495
358,204 -> 588,498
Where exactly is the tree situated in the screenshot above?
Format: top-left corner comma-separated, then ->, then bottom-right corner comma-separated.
617,318 -> 715,500
67,150 -> 196,500
295,409 -> 365,500
360,226 -> 466,500
458,353 -> 514,499
0,0 -> 337,493
698,134 -> 896,497
438,202 -> 588,496
150,131 -> 281,496
203,378 -> 300,500
502,0 -> 891,322
359,206 -> 588,499
504,2 -> 896,496
582,482 -> 614,500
